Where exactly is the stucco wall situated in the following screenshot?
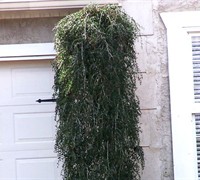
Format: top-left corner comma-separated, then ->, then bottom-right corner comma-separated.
122,0 -> 200,180
0,17 -> 60,44
121,1 -> 173,179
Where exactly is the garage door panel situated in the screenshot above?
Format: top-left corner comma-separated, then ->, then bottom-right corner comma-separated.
14,112 -> 56,143
15,150 -> 61,180
0,110 -> 56,156
11,67 -> 54,98
0,159 -> 3,174
0,159 -> 16,179
0,158 -> 16,180
0,60 -> 54,106
0,112 -> 3,144
0,68 -> 12,106
16,157 -> 60,180
0,151 -> 61,180
0,111 -> 14,144
0,105 -> 56,151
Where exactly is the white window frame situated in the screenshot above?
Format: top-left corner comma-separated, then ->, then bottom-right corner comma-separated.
161,11 -> 200,180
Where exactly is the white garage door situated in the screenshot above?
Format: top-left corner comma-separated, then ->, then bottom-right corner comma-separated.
0,60 -> 61,180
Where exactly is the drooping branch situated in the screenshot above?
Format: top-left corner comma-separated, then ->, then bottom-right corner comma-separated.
53,4 -> 144,180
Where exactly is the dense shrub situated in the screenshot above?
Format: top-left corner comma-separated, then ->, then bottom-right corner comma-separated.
53,4 -> 144,180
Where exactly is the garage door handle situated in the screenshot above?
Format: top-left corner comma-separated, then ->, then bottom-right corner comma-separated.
36,98 -> 56,103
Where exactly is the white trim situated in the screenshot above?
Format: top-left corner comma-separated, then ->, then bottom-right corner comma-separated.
0,43 -> 55,61
161,11 -> 200,29
161,11 -> 200,180
0,0 -> 119,12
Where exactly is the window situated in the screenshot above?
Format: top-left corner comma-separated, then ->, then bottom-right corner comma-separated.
191,35 -> 200,178
161,11 -> 200,179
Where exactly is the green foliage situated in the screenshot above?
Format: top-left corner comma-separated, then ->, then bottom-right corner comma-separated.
53,4 -> 144,180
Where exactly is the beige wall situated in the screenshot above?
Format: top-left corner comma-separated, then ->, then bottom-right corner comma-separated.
0,17 -> 60,44
123,0 -> 200,179
122,1 -> 173,179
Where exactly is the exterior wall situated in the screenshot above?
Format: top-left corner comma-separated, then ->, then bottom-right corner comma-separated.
0,17 -> 60,44
3,0 -> 200,179
122,0 -> 200,180
122,1 -> 173,179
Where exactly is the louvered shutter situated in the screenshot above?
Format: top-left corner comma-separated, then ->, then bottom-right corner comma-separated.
195,114 -> 200,178
192,36 -> 200,102
192,36 -> 200,179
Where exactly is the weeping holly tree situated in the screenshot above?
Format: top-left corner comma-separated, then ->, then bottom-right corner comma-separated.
53,4 -> 144,180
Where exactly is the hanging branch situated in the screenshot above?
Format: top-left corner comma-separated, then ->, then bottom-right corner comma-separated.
53,4 -> 144,180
